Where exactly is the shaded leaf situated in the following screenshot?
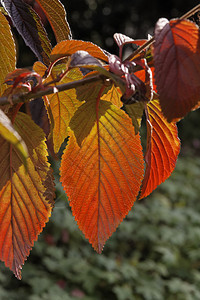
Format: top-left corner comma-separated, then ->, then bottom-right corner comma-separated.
0,112 -> 55,279
75,75 -> 112,103
70,50 -> 103,67
0,109 -> 28,167
35,0 -> 71,42
124,102 -> 145,134
2,0 -> 52,64
0,11 -> 16,95
70,51 -> 125,93
50,40 -> 109,63
154,18 -> 200,121
61,100 -> 144,253
34,61 -> 83,153
140,99 -> 180,199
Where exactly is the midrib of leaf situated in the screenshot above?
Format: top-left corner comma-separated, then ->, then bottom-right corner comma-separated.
96,86 -> 105,253
9,143 -> 15,276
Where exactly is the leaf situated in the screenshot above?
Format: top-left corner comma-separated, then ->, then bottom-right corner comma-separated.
75,76 -> 111,103
0,109 -> 28,167
35,0 -> 72,42
34,61 -> 83,153
0,11 -> 16,95
113,33 -> 147,59
124,102 -> 145,134
0,112 -> 55,279
101,85 -> 122,108
70,50 -> 103,67
154,18 -> 200,122
114,33 -> 147,48
139,99 -> 180,199
60,99 -> 144,253
4,68 -> 42,92
2,0 -> 52,64
70,51 -> 125,93
50,40 -> 109,63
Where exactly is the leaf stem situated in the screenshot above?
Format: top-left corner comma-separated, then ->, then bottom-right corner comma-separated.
96,84 -> 106,254
179,4 -> 200,20
124,4 -> 200,62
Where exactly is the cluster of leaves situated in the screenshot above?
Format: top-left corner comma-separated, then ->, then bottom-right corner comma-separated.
0,0 -> 199,279
1,156 -> 200,300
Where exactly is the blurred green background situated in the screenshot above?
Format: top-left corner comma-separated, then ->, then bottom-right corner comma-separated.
1,0 -> 200,299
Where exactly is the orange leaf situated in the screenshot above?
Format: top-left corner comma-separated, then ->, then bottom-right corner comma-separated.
154,19 -> 200,122
0,11 -> 16,95
50,40 -> 109,63
140,99 -> 180,199
60,99 -> 144,253
0,112 -> 55,279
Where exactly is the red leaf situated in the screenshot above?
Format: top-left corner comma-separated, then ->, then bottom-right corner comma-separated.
140,99 -> 180,199
154,19 -> 200,122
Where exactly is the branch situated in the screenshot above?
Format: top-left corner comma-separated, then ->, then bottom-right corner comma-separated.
124,3 -> 200,62
0,74 -> 105,106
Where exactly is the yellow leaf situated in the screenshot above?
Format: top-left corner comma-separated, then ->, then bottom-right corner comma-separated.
34,61 -> 83,153
0,109 -> 28,168
0,11 -> 16,95
35,0 -> 71,42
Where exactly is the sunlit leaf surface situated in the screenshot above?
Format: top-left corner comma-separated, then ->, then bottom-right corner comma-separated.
0,12 -> 16,95
61,100 -> 144,253
35,0 -> 72,42
140,99 -> 180,199
0,113 -> 55,279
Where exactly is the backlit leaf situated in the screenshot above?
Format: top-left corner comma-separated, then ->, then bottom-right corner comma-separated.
35,0 -> 71,42
2,0 -> 52,64
0,109 -> 28,167
34,61 -> 83,153
50,40 -> 109,63
140,99 -> 180,199
154,19 -> 200,121
0,11 -> 16,95
0,112 -> 55,279
101,85 -> 122,108
60,100 -> 144,253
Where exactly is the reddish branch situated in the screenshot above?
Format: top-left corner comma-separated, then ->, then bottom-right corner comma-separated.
0,74 -> 105,106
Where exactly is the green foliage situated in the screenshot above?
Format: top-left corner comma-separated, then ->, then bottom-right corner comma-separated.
0,155 -> 200,299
